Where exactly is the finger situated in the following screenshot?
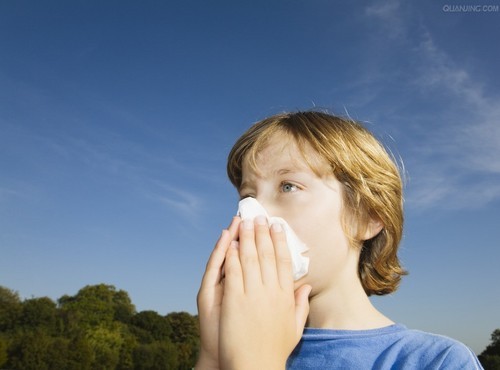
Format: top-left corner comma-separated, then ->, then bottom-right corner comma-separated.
224,240 -> 244,293
254,216 -> 278,285
197,229 -> 234,314
199,229 -> 232,291
270,222 -> 294,290
294,284 -> 312,338
239,219 -> 262,291
227,216 -> 241,241
198,216 -> 241,296
220,216 -> 241,279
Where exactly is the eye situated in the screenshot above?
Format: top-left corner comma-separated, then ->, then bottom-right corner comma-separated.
280,182 -> 298,193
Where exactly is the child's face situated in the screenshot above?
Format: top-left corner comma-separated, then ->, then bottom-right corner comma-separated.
239,132 -> 361,293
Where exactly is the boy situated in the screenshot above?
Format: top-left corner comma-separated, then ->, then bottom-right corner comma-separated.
196,111 -> 482,369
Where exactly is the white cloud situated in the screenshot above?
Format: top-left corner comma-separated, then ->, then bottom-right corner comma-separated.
28,126 -> 208,220
364,2 -> 500,210
365,0 -> 406,39
148,180 -> 203,220
0,187 -> 20,202
405,33 -> 500,209
365,0 -> 399,18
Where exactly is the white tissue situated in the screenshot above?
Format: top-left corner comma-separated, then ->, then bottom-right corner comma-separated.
237,197 -> 309,280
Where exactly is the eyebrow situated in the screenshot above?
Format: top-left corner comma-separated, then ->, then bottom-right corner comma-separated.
276,168 -> 297,175
239,168 -> 301,190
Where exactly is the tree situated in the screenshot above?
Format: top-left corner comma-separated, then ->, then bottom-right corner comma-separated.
0,335 -> 8,368
7,329 -> 51,370
0,286 -> 22,331
133,341 -> 178,370
116,330 -> 137,370
166,312 -> 199,370
85,323 -> 125,370
20,297 -> 59,334
113,289 -> 135,324
131,310 -> 173,342
479,329 -> 500,370
64,333 -> 93,370
0,284 -> 203,369
166,312 -> 199,345
480,356 -> 500,370
58,284 -> 135,328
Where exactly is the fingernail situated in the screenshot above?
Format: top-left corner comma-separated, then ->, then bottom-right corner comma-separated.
242,219 -> 254,230
255,215 -> 267,226
271,222 -> 283,232
230,240 -> 239,249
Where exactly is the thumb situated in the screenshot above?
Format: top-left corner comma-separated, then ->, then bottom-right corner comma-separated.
294,284 -> 312,337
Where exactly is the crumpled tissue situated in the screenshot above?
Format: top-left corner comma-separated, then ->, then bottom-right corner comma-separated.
237,197 -> 309,280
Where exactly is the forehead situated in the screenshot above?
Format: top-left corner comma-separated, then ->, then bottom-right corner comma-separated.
241,131 -> 329,180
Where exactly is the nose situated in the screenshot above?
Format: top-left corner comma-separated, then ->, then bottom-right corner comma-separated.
255,197 -> 276,218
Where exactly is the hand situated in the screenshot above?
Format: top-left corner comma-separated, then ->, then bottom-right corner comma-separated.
219,216 -> 311,370
196,217 -> 240,370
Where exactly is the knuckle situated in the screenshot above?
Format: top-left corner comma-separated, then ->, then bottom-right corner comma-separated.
260,249 -> 276,261
278,254 -> 293,265
240,254 -> 258,266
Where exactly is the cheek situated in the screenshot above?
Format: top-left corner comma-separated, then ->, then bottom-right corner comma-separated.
291,196 -> 344,247
290,204 -> 351,277
291,207 -> 347,254
301,219 -> 347,257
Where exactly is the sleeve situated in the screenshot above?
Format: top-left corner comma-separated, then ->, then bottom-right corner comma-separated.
438,342 -> 484,369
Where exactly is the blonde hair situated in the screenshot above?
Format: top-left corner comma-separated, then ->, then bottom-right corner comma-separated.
227,111 -> 407,295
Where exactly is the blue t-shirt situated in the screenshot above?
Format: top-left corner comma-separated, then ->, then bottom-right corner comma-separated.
287,324 -> 483,369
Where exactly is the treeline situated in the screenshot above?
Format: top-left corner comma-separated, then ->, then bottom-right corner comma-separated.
480,329 -> 500,370
0,284 -> 199,370
1,284 -> 499,370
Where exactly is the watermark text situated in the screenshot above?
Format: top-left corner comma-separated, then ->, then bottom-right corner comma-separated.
442,4 -> 499,12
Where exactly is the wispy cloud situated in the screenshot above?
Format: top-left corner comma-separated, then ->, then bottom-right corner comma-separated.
363,1 -> 500,210
70,134 -> 208,219
147,181 -> 203,220
28,124 -> 209,221
365,0 -> 406,39
0,186 -> 20,202
406,33 -> 500,209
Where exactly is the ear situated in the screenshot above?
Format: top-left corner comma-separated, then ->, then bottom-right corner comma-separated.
361,217 -> 384,241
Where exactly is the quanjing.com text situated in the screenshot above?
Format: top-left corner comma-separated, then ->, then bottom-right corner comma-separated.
442,4 -> 499,12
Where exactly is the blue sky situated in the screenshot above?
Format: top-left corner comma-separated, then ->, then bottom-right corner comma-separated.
1,0 -> 499,354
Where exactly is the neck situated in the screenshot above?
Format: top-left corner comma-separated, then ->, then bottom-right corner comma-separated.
306,278 -> 393,330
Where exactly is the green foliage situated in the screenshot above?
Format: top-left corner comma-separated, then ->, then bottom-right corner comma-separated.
116,330 -> 137,370
0,335 -> 8,368
65,334 -> 93,370
4,282 -> 497,370
58,284 -> 136,327
131,310 -> 173,342
166,312 -> 199,344
86,324 -> 124,369
479,355 -> 500,370
0,284 -> 199,370
0,286 -> 22,331
479,329 -> 500,370
8,329 -> 52,370
133,341 -> 178,370
20,297 -> 59,333
166,312 -> 200,370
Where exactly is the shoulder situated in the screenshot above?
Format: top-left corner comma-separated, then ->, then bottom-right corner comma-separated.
386,327 -> 483,369
288,325 -> 483,369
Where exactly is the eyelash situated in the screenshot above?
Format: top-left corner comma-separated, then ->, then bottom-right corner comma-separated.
239,182 -> 299,199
